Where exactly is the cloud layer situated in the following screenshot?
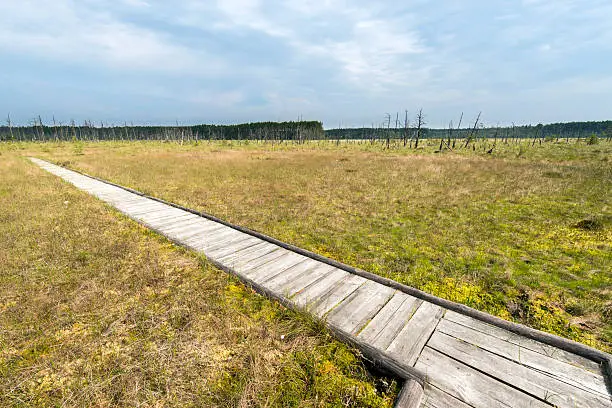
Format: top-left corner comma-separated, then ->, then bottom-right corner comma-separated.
1,0 -> 611,126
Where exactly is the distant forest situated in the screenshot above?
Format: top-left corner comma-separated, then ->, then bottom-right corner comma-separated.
0,121 -> 324,142
0,118 -> 611,142
326,120 -> 612,141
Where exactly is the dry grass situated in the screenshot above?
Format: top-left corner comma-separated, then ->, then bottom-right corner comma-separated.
17,138 -> 611,353
0,149 -> 398,407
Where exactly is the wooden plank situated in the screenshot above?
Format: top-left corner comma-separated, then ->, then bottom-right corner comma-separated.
228,247 -> 288,277
444,310 -> 602,374
280,263 -> 340,298
123,203 -> 170,216
216,241 -> 279,265
154,215 -> 203,232
134,209 -> 186,222
308,274 -> 367,318
387,302 -> 444,366
394,379 -> 423,408
415,347 -> 550,408
166,224 -> 223,243
242,252 -> 307,283
116,200 -> 163,212
436,317 -> 610,398
326,281 -> 396,335
264,259 -> 324,295
205,236 -> 262,260
159,218 -> 218,235
185,227 -> 240,250
197,231 -> 253,254
427,330 -> 611,408
359,292 -> 423,349
291,268 -> 351,306
143,213 -> 196,228
172,223 -> 226,242
420,384 -> 473,408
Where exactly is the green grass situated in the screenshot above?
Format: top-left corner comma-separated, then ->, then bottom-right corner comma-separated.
0,150 -> 398,407
14,138 -> 610,353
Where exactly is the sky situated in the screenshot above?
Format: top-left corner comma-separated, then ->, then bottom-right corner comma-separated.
1,0 -> 611,128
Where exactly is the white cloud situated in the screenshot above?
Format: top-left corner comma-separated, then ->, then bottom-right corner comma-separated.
207,1 -> 427,89
0,0 -> 223,75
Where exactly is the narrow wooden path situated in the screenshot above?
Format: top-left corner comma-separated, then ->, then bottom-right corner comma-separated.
31,158 -> 612,408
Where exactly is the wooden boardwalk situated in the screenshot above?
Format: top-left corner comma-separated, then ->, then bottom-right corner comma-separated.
31,158 -> 612,408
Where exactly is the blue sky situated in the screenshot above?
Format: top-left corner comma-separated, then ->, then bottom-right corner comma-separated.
1,0 -> 611,127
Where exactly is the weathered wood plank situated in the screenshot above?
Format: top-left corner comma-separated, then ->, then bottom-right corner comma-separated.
205,236 -> 262,260
197,231 -> 254,254
428,330 -> 611,408
387,302 -> 444,366
186,228 -> 242,250
159,218 -> 219,236
308,274 -> 367,318
229,247 -> 288,277
415,347 -> 550,408
291,269 -> 351,307
117,200 -> 165,212
242,252 -> 307,283
326,281 -> 396,335
359,293 -> 422,349
216,241 -> 279,265
174,223 -> 226,242
436,317 -> 609,398
123,203 -> 170,216
264,259 -> 323,294
444,310 -> 602,374
420,384 -> 472,408
394,379 -> 423,408
154,215 -> 203,233
134,209 -> 187,222
144,213 -> 196,228
281,263 -> 341,298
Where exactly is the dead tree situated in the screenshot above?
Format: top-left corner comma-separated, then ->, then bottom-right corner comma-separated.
403,110 -> 409,147
464,112 -> 481,148
452,112 -> 463,149
414,108 -> 425,149
384,113 -> 391,149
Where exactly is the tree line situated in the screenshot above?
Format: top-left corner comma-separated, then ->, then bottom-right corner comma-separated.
1,114 -> 611,145
0,119 -> 324,142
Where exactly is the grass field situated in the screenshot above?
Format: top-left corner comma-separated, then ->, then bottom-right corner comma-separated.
0,148 -> 399,406
14,138 -> 610,353
1,138 -> 610,406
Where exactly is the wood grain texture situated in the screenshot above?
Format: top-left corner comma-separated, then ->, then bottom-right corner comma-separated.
444,310 -> 602,373
243,252 -> 307,283
290,267 -> 349,304
216,241 -> 279,265
419,384 -> 472,408
281,263 -> 341,298
326,281 -> 396,335
394,379 -> 423,408
359,293 -> 423,350
416,347 -> 550,408
264,258 -> 323,294
387,302 -> 444,366
436,317 -> 610,398
206,237 -> 262,260
309,274 -> 367,318
428,330 -> 611,408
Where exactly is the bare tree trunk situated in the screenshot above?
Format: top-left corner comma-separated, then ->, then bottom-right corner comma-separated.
464,111 -> 481,148
414,108 -> 424,149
